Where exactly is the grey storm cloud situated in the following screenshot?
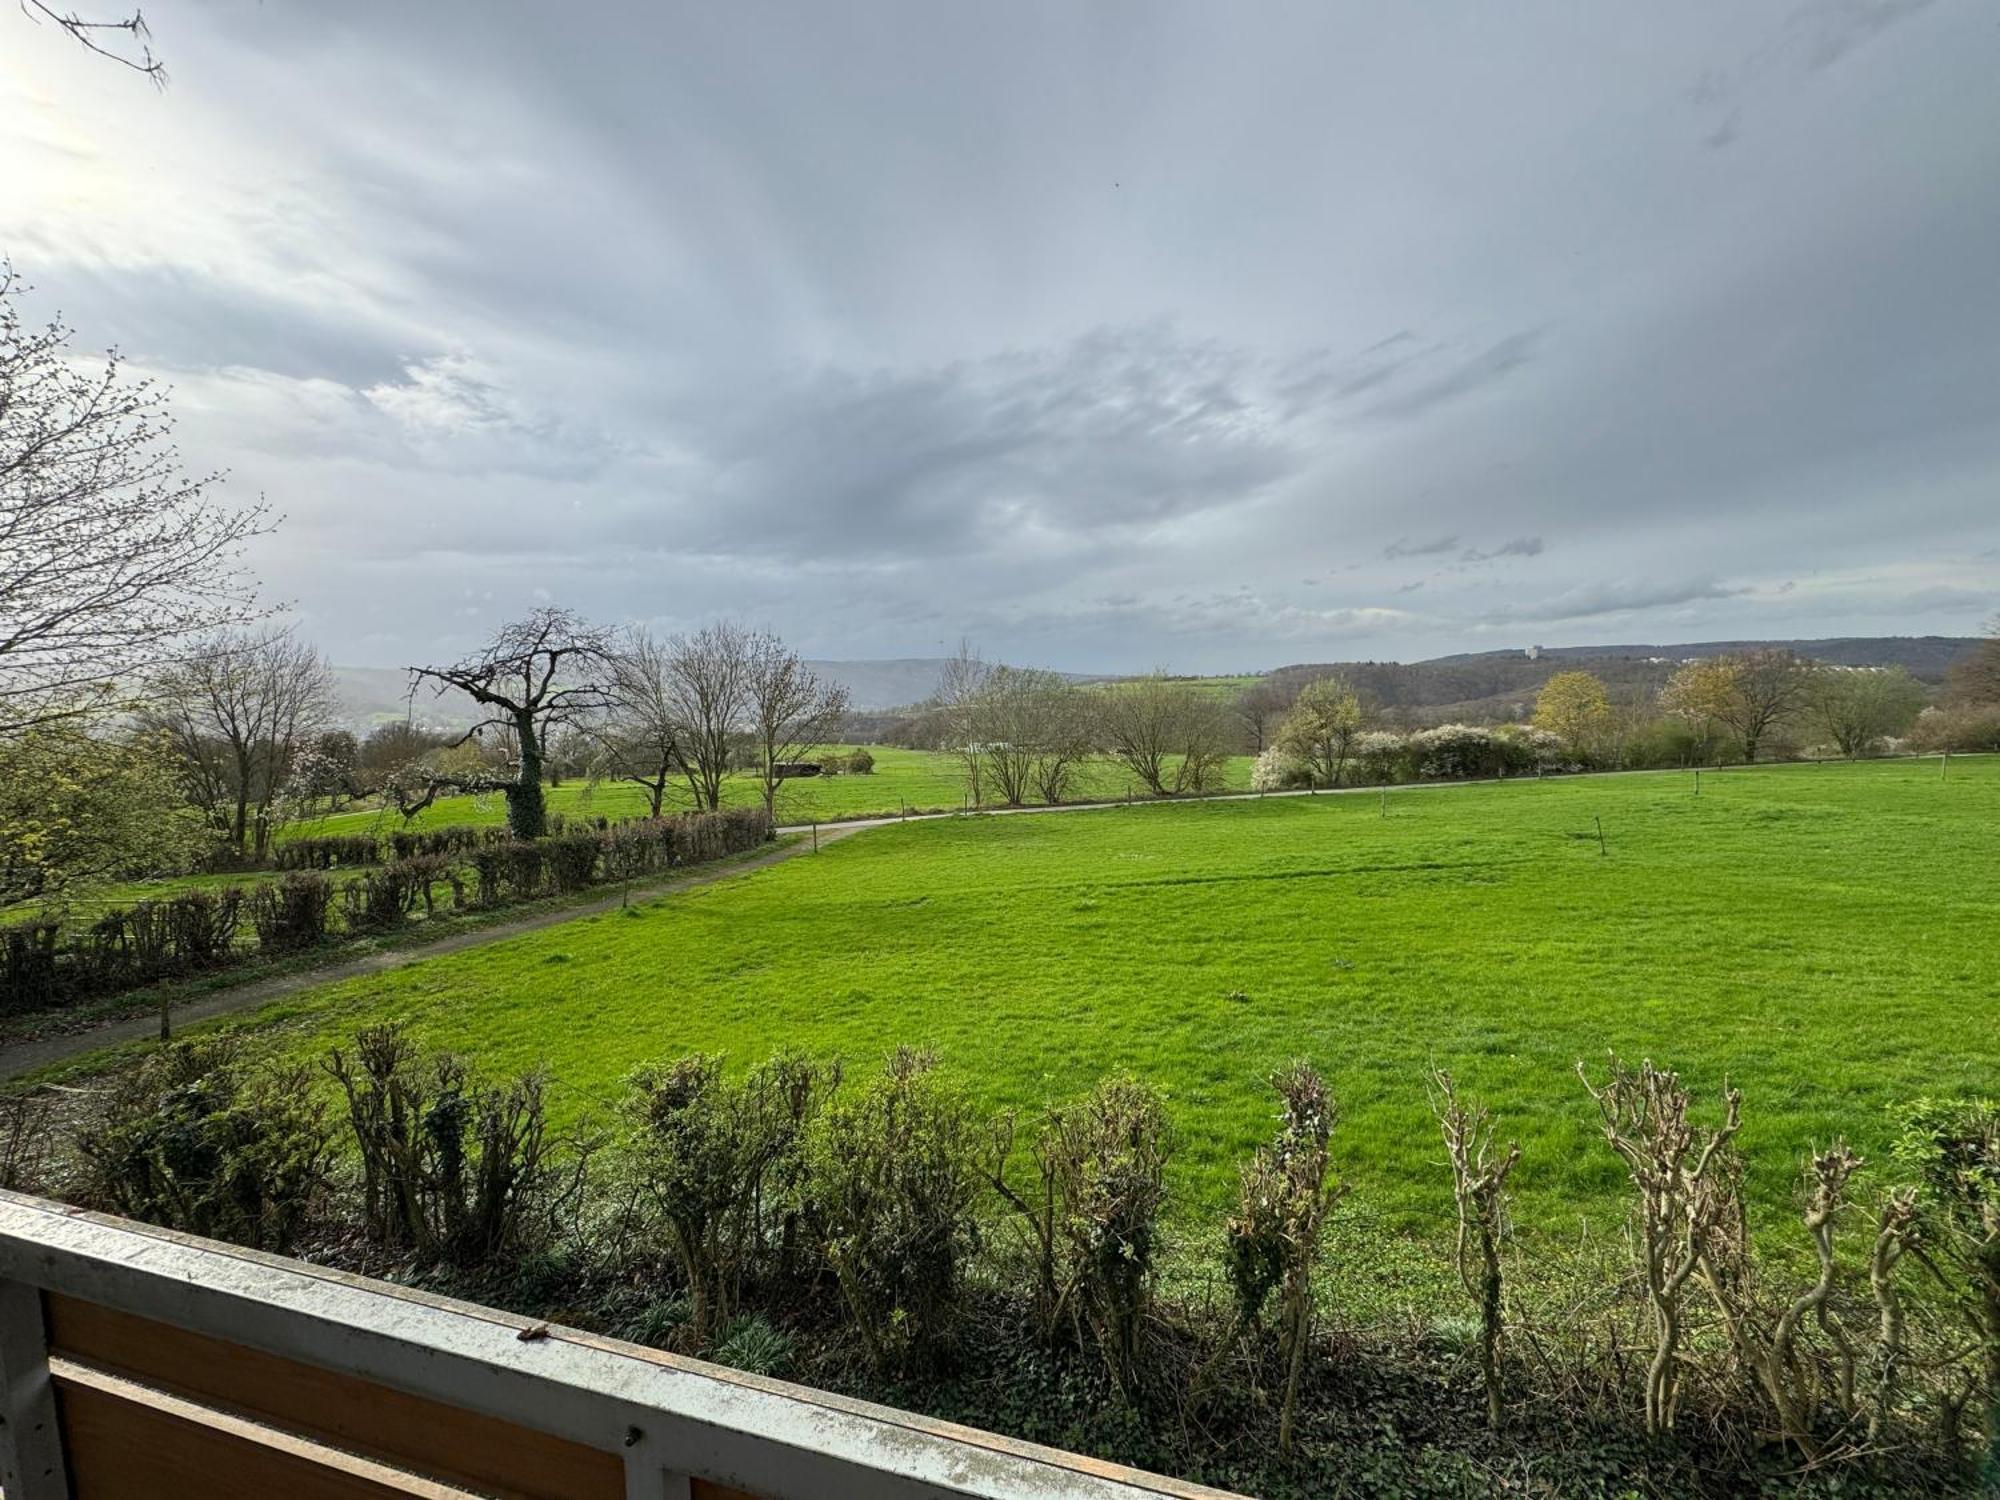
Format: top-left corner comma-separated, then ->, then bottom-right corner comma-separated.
1480,579 -> 1751,625
4,0 -> 1995,670
1383,536 -> 1460,560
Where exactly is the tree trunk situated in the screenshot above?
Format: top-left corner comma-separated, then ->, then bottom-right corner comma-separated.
506,710 -> 548,839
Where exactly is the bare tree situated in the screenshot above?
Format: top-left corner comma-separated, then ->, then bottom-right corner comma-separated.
1945,616 -> 2000,708
1026,678 -> 1097,806
395,608 -> 615,840
1807,666 -> 1926,758
932,640 -> 990,805
661,622 -> 754,811
145,627 -> 335,859
952,664 -> 1091,808
599,626 -> 689,818
19,3 -> 166,83
745,632 -> 848,818
1232,677 -> 1293,754
0,267 -> 269,733
1097,674 -> 1230,795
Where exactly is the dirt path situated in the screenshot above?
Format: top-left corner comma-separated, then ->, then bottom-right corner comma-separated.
0,824 -> 868,1082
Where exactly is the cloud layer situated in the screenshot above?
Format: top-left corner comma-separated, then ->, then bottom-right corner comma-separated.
4,0 -> 1994,669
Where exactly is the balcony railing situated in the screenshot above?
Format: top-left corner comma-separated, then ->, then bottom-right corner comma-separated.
0,1190 -> 1240,1499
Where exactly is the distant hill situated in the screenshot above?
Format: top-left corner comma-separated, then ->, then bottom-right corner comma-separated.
1265,635 -> 1980,726
335,637 -> 1981,731
1427,636 -> 1978,677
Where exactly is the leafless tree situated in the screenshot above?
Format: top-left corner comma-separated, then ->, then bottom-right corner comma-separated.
395,608 -> 615,840
1945,616 -> 2000,707
1720,649 -> 1814,762
1232,677 -> 1293,754
145,627 -> 335,859
1807,666 -> 1926,758
1097,674 -> 1230,795
745,632 -> 848,818
661,622 -> 754,811
1026,678 -> 1097,806
932,640 -> 990,804
0,267 -> 269,734
599,626 -> 689,819
19,3 -> 166,84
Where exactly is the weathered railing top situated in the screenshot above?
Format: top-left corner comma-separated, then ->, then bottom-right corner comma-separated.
0,1190 -> 1242,1500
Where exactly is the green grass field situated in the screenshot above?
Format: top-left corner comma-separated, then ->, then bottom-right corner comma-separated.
290,746 -> 1257,841
198,758 -> 1997,1240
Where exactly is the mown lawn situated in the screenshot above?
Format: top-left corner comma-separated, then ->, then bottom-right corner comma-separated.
290,746 -> 1257,840
214,757 -> 1998,1238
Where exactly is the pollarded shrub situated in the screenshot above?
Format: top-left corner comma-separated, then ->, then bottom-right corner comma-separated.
388,824 -> 501,861
76,888 -> 245,989
621,1051 -> 839,1342
250,871 -> 334,951
275,834 -> 381,870
337,854 -> 454,932
0,920 -> 61,1014
324,1024 -> 589,1267
808,1048 -> 979,1376
75,1037 -> 333,1252
543,832 -> 600,894
987,1076 -> 1172,1401
1221,1060 -> 1344,1453
1,888 -> 247,1012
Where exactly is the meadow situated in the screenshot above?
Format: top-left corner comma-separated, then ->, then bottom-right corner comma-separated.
207,757 -> 1996,1238
290,745 -> 1257,841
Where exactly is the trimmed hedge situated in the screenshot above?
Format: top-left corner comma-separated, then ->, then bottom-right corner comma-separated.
0,807 -> 773,1014
274,835 -> 382,871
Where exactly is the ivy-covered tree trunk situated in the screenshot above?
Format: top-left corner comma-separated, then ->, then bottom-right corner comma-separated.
505,709 -> 548,840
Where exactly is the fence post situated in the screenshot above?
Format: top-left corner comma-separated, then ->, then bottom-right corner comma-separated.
0,1279 -> 69,1500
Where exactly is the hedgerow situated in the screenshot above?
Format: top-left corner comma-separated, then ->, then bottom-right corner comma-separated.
0,806 -> 772,1013
25,1039 -> 1992,1498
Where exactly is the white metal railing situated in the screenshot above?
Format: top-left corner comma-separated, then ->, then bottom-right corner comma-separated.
0,1190 -> 1241,1500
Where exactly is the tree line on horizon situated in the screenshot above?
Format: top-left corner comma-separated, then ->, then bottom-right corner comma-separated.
3,266 -> 1998,911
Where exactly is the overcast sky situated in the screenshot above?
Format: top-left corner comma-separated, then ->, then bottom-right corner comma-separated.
5,1 -> 1996,671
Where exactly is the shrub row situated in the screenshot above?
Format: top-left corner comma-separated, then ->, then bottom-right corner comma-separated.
0,890 -> 246,1013
32,1034 -> 1996,1497
274,834 -> 384,871
0,807 -> 772,1014
817,749 -> 876,776
388,824 -> 512,860
1252,724 -> 1580,791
